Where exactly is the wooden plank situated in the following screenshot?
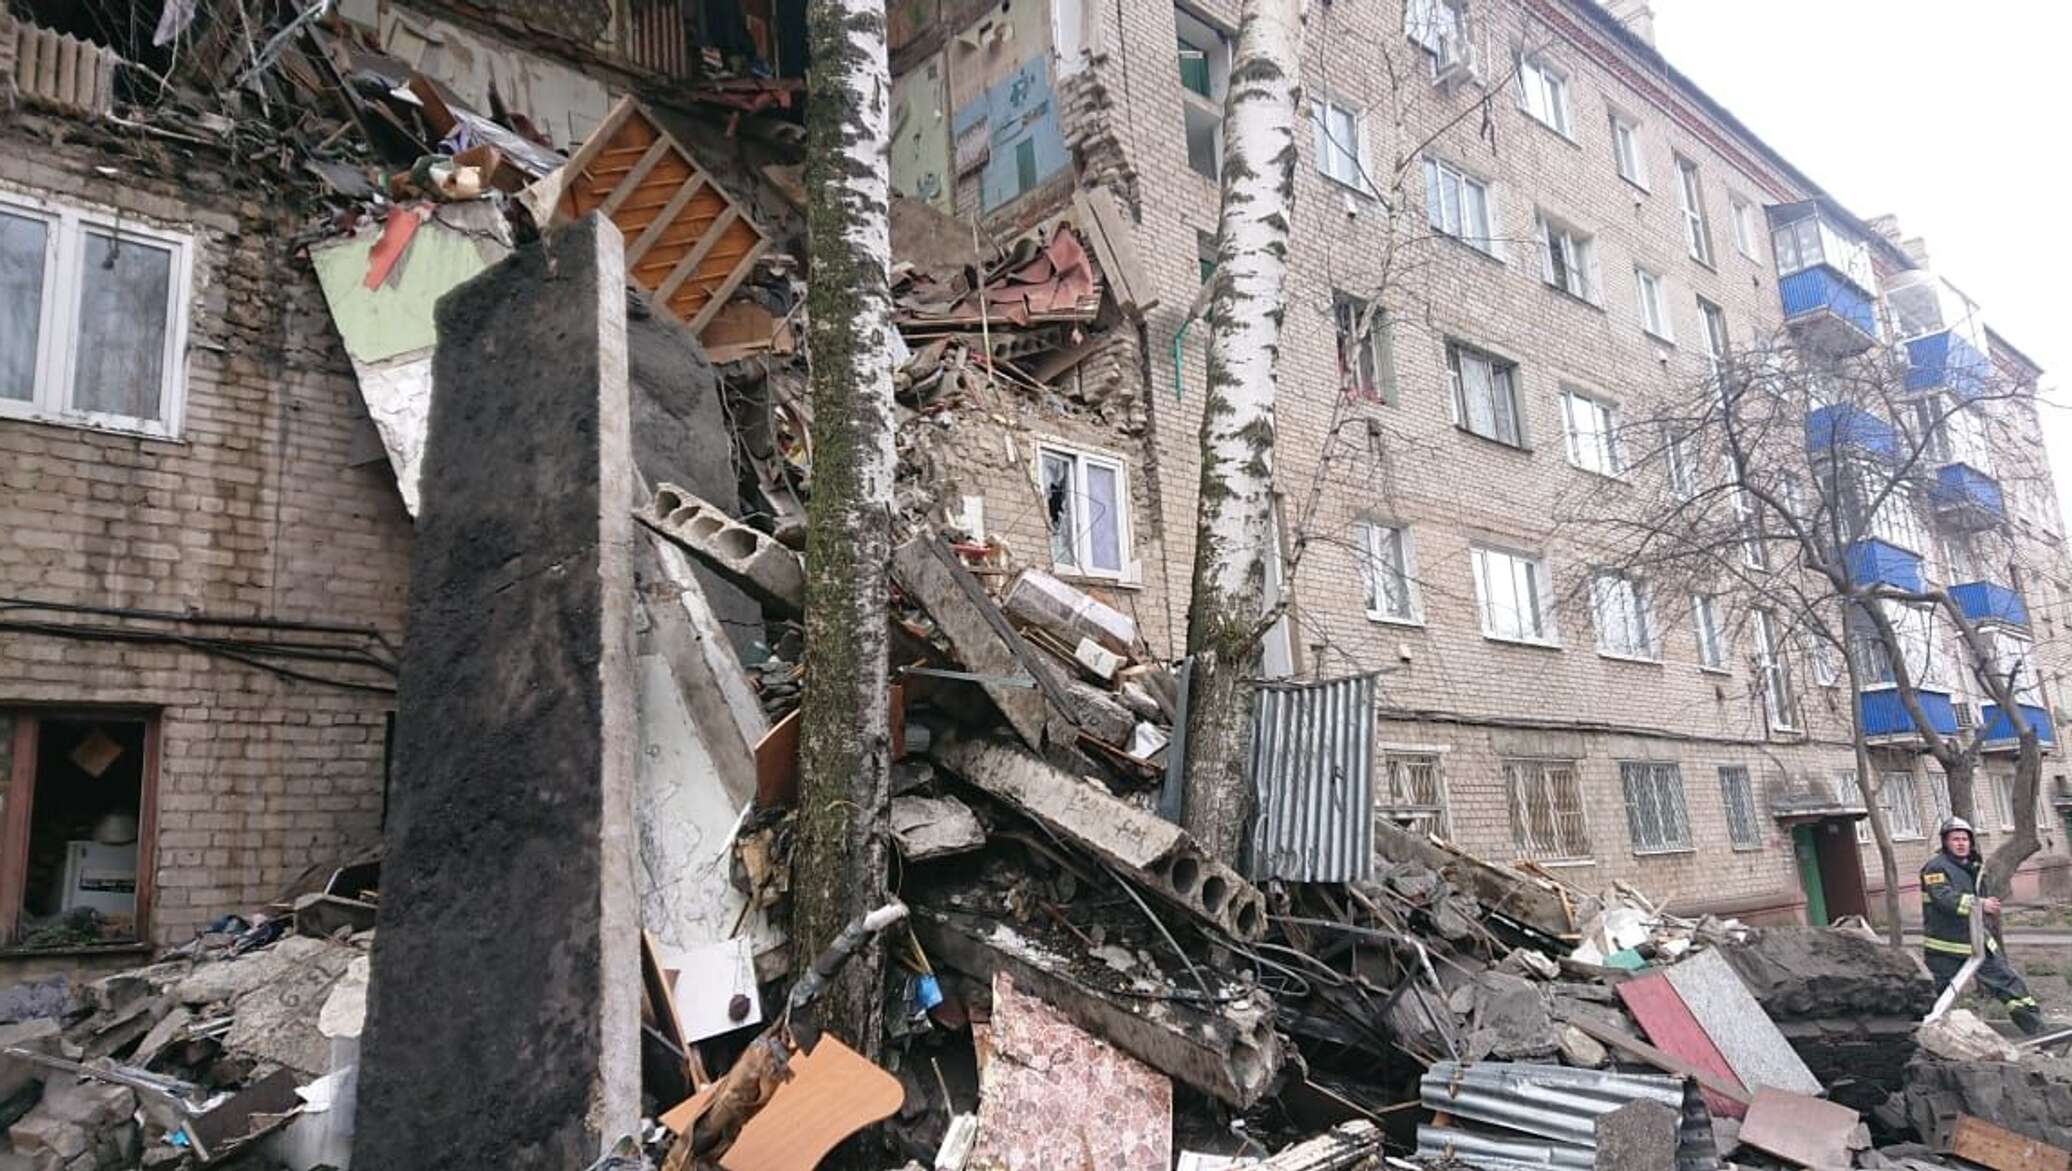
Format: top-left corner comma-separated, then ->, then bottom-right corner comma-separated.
598,138 -> 676,219
655,205 -> 741,308
1616,970 -> 1749,1118
0,716 -> 40,945
754,707 -> 802,808
1560,1013 -> 1754,1109
688,237 -> 770,334
1740,1087 -> 1859,1171
1944,1113 -> 2071,1171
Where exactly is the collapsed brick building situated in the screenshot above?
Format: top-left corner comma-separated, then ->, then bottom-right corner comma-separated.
1,0 -> 2069,983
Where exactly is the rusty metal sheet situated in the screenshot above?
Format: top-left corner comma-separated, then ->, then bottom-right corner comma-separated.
1943,1113 -> 2071,1171
1615,971 -> 1748,1119
1248,674 -> 1375,883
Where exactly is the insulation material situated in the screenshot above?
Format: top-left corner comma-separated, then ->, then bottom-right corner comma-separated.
971,971 -> 1172,1171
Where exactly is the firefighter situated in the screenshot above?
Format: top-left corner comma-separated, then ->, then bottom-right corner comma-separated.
1920,815 -> 2046,1035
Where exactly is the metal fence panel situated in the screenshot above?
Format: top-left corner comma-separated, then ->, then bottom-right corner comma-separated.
1247,673 -> 1375,882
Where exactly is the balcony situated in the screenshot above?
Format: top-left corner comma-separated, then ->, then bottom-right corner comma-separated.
1980,702 -> 2057,752
1805,404 -> 1899,461
1780,266 -> 1879,355
1905,329 -> 1992,401
1950,580 -> 2028,629
1859,686 -> 1958,744
1843,538 -> 1923,592
1930,462 -> 2005,530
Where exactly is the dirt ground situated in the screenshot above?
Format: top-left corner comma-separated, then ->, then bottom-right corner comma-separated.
1965,905 -> 2072,1026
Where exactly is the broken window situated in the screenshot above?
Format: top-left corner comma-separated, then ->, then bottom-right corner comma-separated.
1718,766 -> 1761,849
1377,751 -> 1448,838
1619,761 -> 1691,853
1504,758 -> 1589,861
1676,155 -> 1714,265
1038,444 -> 1128,578
1,712 -> 154,948
1332,292 -> 1393,403
1176,6 -> 1229,180
0,192 -> 190,437
1538,213 -> 1599,303
1472,544 -> 1552,644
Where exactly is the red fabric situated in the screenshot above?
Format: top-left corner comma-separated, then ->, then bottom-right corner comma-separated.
362,205 -> 423,290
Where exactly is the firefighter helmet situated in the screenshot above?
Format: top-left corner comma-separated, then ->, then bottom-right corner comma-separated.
1940,816 -> 1976,840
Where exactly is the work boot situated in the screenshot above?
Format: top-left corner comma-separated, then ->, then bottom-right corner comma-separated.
2013,1005 -> 2047,1036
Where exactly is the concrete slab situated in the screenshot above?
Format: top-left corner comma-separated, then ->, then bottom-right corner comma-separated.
1661,947 -> 1822,1097
353,215 -> 640,1171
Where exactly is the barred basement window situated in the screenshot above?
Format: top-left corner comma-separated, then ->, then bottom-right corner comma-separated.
1718,766 -> 1761,849
1378,751 -> 1449,838
1620,761 -> 1692,853
1505,758 -> 1589,860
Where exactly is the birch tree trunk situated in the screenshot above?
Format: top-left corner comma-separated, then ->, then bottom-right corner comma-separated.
1840,608 -> 1904,946
791,0 -> 895,1059
1181,0 -> 1304,865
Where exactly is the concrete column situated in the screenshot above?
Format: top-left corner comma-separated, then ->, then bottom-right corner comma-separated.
353,215 -> 639,1170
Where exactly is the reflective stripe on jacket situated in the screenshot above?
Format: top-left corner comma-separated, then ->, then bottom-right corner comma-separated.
1920,848 -> 1995,955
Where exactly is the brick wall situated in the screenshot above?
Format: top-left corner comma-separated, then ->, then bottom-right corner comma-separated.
0,122 -> 411,947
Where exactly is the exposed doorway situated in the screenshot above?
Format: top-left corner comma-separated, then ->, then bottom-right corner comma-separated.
1792,816 -> 1869,925
0,711 -> 158,950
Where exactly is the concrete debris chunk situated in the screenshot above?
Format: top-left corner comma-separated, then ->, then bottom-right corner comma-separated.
1063,680 -> 1134,747
1560,1023 -> 1609,1069
1917,1008 -> 2022,1063
889,795 -> 987,861
1592,1098 -> 1680,1171
1002,569 -> 1136,657
639,483 -> 806,617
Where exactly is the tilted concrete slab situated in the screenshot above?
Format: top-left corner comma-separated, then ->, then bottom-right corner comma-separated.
637,484 -> 804,617
930,733 -> 1265,940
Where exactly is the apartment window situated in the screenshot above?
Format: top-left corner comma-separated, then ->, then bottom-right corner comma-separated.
1405,0 -> 1470,78
1333,293 -> 1394,404
1675,156 -> 1713,265
1591,570 -> 1655,660
1560,388 -> 1620,476
1634,266 -> 1673,341
0,711 -> 158,947
1358,522 -> 1421,623
1807,635 -> 1841,688
0,194 -> 192,438
1620,761 -> 1692,853
1537,212 -> 1599,303
1693,594 -> 1727,671
1883,770 -> 1925,840
1473,545 -> 1555,644
1697,298 -> 1729,385
1609,111 -> 1647,189
1665,429 -> 1698,501
1515,51 -> 1571,137
1718,766 -> 1761,849
1753,608 -> 1796,731
1424,158 -> 1496,255
1731,462 -> 1767,570
1730,194 -> 1760,260
1038,444 -> 1129,577
1313,99 -> 1369,192
1197,230 -> 1218,285
1990,773 -> 2017,831
1447,341 -> 1522,446
1929,772 -> 1952,823
1504,759 -> 1590,860
1176,7 -> 1229,180
1378,750 -> 1449,837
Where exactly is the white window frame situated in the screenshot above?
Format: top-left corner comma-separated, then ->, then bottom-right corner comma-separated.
1591,569 -> 1656,661
1312,97 -> 1373,195
1718,765 -> 1762,849
1693,593 -> 1728,672
0,189 -> 193,440
1424,157 -> 1498,256
1634,265 -> 1673,342
1991,773 -> 2017,831
1560,387 -> 1621,477
1515,51 -> 1572,137
1404,0 -> 1470,79
1537,211 -> 1599,303
1447,341 -> 1523,447
1620,760 -> 1693,854
1675,155 -> 1714,266
1472,544 -> 1557,646
1730,194 -> 1761,260
1753,608 -> 1797,732
1358,521 -> 1422,625
1504,758 -> 1591,861
1882,770 -> 1925,840
1697,297 -> 1729,386
1609,110 -> 1647,190
1034,441 -> 1134,581
1665,428 -> 1698,501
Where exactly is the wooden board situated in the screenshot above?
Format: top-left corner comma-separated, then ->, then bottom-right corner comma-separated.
1616,970 -> 1750,1119
1560,1012 -> 1753,1110
524,96 -> 771,334
1739,1087 -> 1859,1171
1944,1112 -> 2072,1171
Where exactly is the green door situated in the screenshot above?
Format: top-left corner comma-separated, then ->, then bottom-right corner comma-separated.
1794,825 -> 1829,926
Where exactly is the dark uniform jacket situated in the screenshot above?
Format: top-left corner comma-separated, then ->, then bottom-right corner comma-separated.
1920,848 -> 1993,956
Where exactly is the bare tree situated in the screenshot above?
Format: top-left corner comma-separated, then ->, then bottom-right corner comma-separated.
1182,0 -> 1307,863
791,0 -> 896,1058
1561,300 -> 2053,930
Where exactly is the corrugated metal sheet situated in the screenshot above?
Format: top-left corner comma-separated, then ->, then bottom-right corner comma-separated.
1416,1062 -> 1720,1171
1247,673 -> 1375,883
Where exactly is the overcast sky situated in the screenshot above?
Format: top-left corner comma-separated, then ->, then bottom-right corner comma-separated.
1650,0 -> 2072,523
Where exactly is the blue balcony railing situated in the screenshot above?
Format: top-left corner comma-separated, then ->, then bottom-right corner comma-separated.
1980,702 -> 2057,751
1930,462 -> 2005,528
1843,538 -> 1923,592
1950,580 -> 2028,629
1781,266 -> 1878,353
1860,686 -> 1958,742
1806,404 -> 1899,460
1906,330 -> 1992,400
